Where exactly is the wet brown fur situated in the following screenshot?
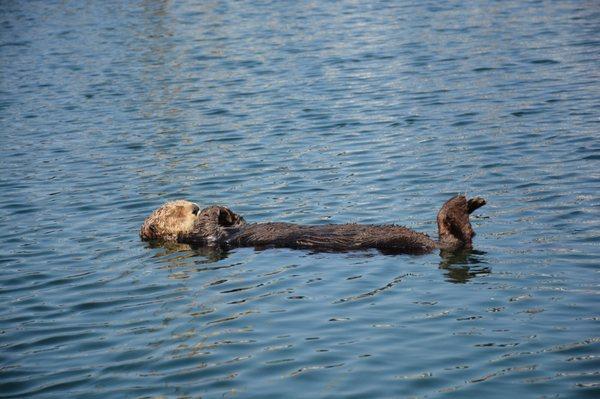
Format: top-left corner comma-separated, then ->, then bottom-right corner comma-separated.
140,195 -> 486,254
140,200 -> 201,241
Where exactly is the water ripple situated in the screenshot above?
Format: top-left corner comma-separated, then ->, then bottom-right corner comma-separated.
1,0 -> 599,397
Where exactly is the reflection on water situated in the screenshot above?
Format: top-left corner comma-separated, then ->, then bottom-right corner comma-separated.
148,241 -> 230,263
439,249 -> 491,283
152,242 -> 492,285
1,0 -> 599,398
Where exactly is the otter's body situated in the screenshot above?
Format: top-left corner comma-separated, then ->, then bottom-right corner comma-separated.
228,222 -> 437,254
141,195 -> 486,254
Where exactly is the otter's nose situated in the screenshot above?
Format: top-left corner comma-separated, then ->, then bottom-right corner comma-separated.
192,204 -> 200,215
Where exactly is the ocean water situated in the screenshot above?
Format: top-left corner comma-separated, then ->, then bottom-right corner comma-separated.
1,0 -> 599,397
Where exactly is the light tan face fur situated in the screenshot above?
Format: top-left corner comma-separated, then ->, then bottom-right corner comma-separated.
140,200 -> 200,241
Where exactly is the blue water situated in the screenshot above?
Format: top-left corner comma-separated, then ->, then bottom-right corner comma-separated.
1,0 -> 599,397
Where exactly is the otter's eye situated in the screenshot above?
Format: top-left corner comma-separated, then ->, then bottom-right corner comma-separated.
192,205 -> 200,215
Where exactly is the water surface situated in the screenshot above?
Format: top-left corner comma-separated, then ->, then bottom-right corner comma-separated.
1,1 -> 599,397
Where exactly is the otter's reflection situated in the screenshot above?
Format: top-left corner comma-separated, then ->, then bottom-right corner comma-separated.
439,249 -> 490,283
147,240 -> 230,265
146,242 -> 490,283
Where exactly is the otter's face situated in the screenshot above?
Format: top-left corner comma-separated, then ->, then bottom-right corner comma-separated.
140,200 -> 201,241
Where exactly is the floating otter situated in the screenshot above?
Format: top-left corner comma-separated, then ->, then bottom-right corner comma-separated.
140,195 -> 486,254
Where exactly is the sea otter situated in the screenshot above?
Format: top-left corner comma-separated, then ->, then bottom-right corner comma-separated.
140,195 -> 486,254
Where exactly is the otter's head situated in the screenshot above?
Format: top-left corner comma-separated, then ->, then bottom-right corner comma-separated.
437,195 -> 486,250
140,200 -> 201,242
140,201 -> 246,246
